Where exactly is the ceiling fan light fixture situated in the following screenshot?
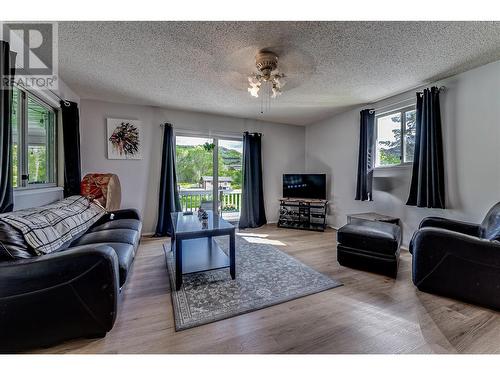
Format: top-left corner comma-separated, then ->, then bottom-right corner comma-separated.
247,50 -> 286,103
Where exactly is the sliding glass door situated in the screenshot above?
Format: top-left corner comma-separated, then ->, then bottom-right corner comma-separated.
175,134 -> 243,223
175,135 -> 215,213
218,138 -> 243,222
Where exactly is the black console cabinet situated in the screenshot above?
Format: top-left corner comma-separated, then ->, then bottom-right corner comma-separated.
277,198 -> 328,232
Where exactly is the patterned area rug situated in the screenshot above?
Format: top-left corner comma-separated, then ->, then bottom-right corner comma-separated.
164,235 -> 342,331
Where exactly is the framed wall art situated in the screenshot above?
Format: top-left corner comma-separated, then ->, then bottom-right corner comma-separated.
106,118 -> 143,160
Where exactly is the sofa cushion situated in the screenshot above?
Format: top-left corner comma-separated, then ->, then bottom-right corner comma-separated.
70,242 -> 135,286
337,220 -> 401,255
480,202 -> 500,241
89,218 -> 142,233
0,222 -> 35,261
71,228 -> 139,249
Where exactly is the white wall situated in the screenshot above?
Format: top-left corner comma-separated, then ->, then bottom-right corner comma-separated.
79,100 -> 306,233
306,59 -> 500,246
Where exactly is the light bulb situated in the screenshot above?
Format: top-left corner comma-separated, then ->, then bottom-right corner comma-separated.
248,85 -> 260,98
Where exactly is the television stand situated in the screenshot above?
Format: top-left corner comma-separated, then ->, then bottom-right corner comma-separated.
277,198 -> 328,232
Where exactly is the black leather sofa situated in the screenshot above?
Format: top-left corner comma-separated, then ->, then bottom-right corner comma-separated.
0,208 -> 142,352
410,202 -> 500,310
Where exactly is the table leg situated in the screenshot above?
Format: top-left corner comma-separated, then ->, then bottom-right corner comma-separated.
175,238 -> 183,290
229,229 -> 236,279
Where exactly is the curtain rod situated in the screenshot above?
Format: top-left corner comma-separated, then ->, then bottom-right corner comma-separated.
369,86 -> 445,114
11,81 -> 71,107
416,86 -> 446,95
161,124 -> 245,137
368,97 -> 414,114
48,89 -> 71,107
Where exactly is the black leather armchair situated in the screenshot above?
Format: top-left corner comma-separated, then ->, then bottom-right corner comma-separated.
410,202 -> 500,310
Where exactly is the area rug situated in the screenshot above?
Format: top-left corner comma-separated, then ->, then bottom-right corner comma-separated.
164,235 -> 342,331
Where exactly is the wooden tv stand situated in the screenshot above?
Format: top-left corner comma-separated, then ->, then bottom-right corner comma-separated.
277,198 -> 328,232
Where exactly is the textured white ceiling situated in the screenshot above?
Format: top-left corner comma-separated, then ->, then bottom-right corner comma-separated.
58,21 -> 500,126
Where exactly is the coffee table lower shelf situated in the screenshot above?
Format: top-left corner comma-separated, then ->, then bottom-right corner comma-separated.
178,237 -> 229,274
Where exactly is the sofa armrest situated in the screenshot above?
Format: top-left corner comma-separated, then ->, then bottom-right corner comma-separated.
418,217 -> 481,237
411,227 -> 500,311
93,209 -> 141,227
110,208 -> 141,220
0,246 -> 120,351
0,245 -> 119,298
411,227 -> 500,284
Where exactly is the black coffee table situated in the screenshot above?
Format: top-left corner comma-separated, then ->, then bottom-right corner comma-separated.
170,211 -> 236,290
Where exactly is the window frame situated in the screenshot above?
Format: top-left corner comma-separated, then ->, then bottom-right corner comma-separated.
374,104 -> 416,169
12,86 -> 58,190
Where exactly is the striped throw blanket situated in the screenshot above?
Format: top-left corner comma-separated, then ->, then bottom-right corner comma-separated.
0,195 -> 105,255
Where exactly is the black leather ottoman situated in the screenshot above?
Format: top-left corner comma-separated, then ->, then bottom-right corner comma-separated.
337,220 -> 402,278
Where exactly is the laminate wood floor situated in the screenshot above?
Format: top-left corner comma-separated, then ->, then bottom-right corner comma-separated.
31,225 -> 500,354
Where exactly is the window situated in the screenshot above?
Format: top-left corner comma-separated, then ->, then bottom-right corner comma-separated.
375,105 -> 416,168
11,87 -> 57,188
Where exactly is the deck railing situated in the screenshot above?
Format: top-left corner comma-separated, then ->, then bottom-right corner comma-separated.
179,189 -> 242,213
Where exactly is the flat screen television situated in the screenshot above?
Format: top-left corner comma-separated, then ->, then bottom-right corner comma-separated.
283,174 -> 326,200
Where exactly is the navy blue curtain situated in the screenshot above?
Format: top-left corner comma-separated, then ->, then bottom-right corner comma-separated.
61,101 -> 81,197
155,123 -> 181,237
407,87 -> 445,208
239,132 -> 267,229
0,41 -> 16,213
355,109 -> 375,201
